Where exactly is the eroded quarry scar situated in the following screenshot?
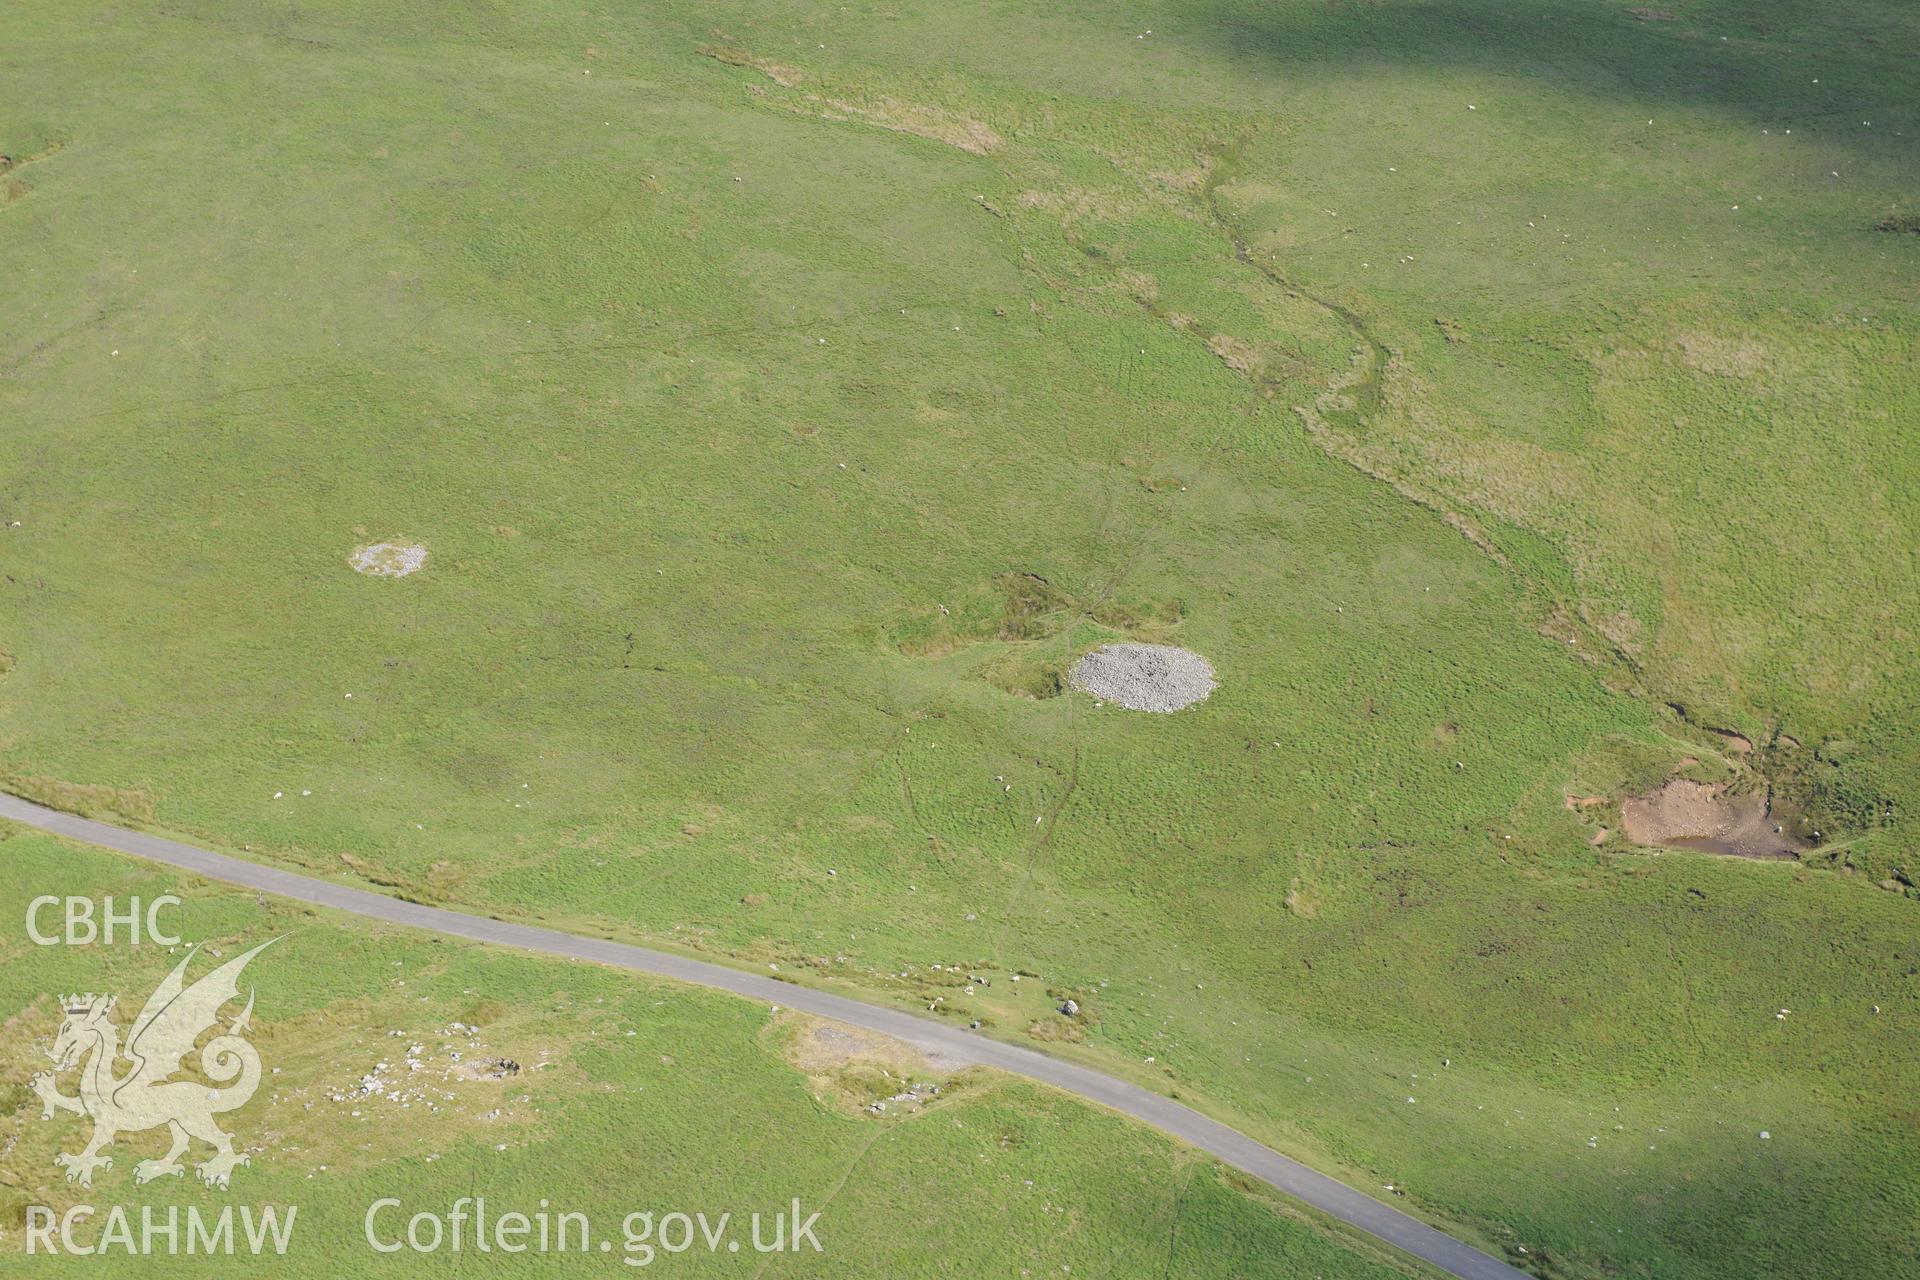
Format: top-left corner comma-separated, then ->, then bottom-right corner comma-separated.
1621,778 -> 1807,860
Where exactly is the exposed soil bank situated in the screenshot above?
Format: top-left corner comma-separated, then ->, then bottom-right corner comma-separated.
1621,778 -> 1808,859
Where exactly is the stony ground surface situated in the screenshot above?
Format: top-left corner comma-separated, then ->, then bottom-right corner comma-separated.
1067,643 -> 1216,712
349,543 -> 427,577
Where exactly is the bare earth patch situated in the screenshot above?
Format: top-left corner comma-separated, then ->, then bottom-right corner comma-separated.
349,542 -> 427,577
699,45 -> 804,88
1068,643 -> 1216,712
818,96 -> 1000,156
776,1015 -> 965,1119
1620,779 -> 1806,859
786,1021 -> 947,1073
1708,726 -> 1754,753
703,46 -> 1000,155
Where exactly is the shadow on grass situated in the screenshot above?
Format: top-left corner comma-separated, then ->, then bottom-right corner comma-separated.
1199,0 -> 1916,142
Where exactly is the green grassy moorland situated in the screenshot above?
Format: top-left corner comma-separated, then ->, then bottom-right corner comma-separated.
0,831 -> 1427,1277
0,3 -> 1915,1278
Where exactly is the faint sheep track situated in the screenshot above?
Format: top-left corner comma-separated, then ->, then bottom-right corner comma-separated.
0,140 -> 65,213
703,40 -> 1194,641
1159,1163 -> 1198,1280
748,1121 -> 889,1280
1198,134 -> 1393,419
1192,136 -> 1849,838
987,723 -> 1082,965
1188,133 -> 1687,690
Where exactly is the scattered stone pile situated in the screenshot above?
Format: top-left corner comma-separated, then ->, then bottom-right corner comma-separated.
349,542 -> 427,577
1067,643 -> 1216,712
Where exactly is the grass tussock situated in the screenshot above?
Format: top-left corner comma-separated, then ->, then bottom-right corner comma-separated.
0,772 -> 155,825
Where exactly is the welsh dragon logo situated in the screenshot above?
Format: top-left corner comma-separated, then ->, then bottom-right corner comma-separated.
30,939 -> 276,1189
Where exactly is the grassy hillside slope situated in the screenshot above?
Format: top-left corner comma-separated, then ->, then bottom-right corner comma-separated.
1,3 -> 1913,1277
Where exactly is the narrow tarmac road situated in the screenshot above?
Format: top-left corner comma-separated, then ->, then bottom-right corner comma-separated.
0,792 -> 1529,1280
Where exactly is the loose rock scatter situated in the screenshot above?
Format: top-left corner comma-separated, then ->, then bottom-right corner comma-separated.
349,542 -> 428,577
1067,643 -> 1215,712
